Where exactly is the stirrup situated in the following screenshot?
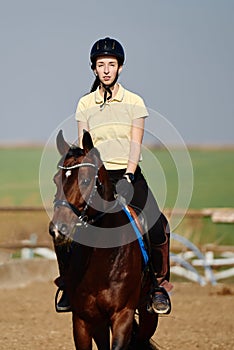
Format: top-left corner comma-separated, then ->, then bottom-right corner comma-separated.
147,286 -> 171,315
55,287 -> 72,313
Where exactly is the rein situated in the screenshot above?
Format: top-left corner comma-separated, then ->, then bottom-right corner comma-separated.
121,204 -> 149,267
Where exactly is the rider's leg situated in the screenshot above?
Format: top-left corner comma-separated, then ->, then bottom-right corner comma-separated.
109,166 -> 172,314
54,244 -> 71,312
148,214 -> 172,314
130,168 -> 172,314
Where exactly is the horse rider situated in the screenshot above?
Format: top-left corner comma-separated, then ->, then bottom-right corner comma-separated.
55,37 -> 172,315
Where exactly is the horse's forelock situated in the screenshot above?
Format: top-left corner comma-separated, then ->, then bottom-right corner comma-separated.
57,146 -> 84,168
58,145 -> 103,171
67,146 -> 84,159
65,146 -> 84,162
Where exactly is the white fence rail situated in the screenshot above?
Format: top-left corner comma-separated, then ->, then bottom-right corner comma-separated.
170,233 -> 234,285
1,231 -> 234,285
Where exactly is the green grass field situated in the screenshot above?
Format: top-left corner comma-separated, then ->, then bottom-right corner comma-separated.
0,147 -> 43,206
1,146 -> 233,208
0,146 -> 233,245
146,147 -> 234,209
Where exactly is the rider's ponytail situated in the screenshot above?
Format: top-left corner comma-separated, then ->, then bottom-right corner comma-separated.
90,76 -> 100,93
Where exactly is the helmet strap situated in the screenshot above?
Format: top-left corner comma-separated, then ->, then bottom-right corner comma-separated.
100,72 -> 119,109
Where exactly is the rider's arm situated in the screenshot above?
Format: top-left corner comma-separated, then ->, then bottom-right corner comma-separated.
125,117 -> 145,175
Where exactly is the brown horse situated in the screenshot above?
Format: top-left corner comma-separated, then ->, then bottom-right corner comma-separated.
49,130 -> 158,350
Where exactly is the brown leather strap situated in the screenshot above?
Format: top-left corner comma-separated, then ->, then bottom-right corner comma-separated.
127,205 -> 144,235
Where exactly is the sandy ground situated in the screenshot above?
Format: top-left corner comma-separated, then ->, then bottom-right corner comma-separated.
0,278 -> 233,350
0,211 -> 233,349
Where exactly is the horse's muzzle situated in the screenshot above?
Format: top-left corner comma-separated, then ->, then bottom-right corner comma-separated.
49,221 -> 70,241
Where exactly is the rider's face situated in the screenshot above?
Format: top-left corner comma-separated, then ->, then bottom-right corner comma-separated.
94,56 -> 122,86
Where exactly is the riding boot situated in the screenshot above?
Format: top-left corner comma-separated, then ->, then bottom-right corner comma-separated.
54,244 -> 72,313
149,236 -> 173,314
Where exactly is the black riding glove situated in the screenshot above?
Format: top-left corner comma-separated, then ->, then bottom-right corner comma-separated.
116,173 -> 135,204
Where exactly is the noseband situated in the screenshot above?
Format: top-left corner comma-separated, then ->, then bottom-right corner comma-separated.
53,162 -> 99,227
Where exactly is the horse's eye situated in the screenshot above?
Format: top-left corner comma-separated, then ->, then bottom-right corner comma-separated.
80,178 -> 91,187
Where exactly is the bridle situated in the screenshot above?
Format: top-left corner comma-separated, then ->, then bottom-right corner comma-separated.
53,162 -> 100,227
53,161 -> 119,229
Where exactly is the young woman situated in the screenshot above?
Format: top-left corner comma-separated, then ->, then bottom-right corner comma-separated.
56,37 -> 172,314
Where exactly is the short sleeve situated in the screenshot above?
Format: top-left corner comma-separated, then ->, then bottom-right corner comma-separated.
132,95 -> 148,120
75,98 -> 88,122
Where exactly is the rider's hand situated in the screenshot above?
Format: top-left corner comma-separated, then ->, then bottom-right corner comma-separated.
116,173 -> 134,204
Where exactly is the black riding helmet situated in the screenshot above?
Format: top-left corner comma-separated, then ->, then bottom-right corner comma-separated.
90,37 -> 125,69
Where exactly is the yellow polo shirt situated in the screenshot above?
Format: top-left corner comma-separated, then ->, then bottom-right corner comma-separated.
75,84 -> 148,170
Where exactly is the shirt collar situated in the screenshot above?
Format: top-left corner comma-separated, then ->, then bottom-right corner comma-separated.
95,83 -> 125,104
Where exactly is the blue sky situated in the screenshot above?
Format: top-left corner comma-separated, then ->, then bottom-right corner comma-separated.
1,0 -> 234,145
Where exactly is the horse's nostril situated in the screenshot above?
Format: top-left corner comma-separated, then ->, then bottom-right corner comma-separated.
49,222 -> 56,238
49,221 -> 69,239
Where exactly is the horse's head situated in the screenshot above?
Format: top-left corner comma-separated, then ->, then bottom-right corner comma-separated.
49,130 -> 114,244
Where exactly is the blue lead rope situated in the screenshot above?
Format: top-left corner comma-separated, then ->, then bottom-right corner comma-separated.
122,205 -> 149,267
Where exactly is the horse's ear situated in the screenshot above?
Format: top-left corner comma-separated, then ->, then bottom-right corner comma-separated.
82,130 -> 94,154
56,130 -> 70,156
